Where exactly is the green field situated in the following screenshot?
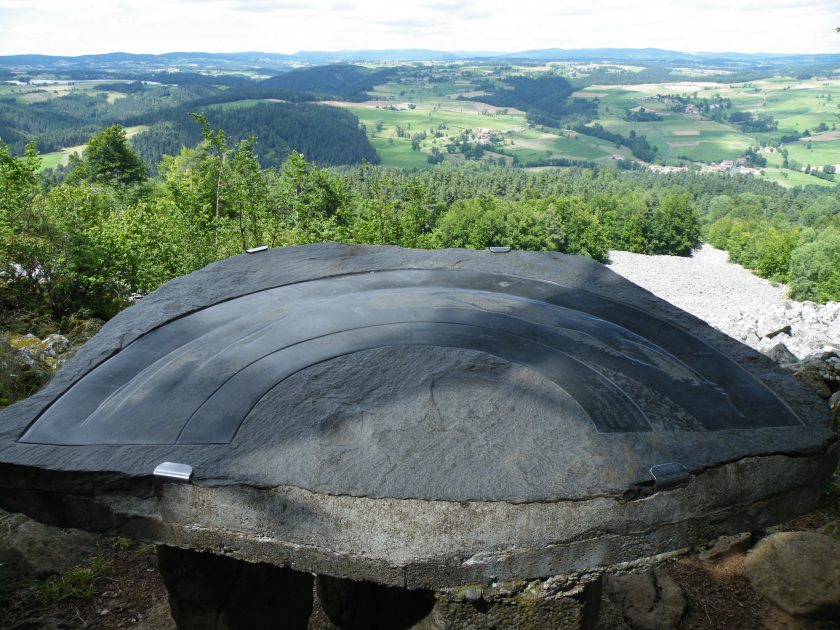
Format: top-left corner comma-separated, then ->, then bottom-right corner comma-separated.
39,152 -> 65,170
369,136 -> 429,169
784,136 -> 840,170
585,84 -> 753,162
341,99 -> 528,168
344,74 -> 840,173
574,77 -> 840,183
762,167 -> 836,188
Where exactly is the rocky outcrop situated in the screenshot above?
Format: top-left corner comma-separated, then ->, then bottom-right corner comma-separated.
749,300 -> 840,360
0,509 -> 100,596
1,332 -> 74,407
744,532 -> 840,619
608,246 -> 840,361
6,332 -> 72,371
765,345 -> 840,405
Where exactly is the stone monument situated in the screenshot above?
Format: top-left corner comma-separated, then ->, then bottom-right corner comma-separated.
0,244 -> 836,628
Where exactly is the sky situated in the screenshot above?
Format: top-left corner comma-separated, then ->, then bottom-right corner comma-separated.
0,0 -> 839,57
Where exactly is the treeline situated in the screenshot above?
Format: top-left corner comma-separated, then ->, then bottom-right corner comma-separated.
704,192 -> 840,302
260,64 -> 397,101
0,83 -> 219,154
573,123 -> 658,162
471,76 -> 597,127
131,102 -> 379,170
0,93 -> 109,154
3,122 -> 838,333
2,124 -> 705,323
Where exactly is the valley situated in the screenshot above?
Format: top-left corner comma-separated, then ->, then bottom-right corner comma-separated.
3,52 -> 840,187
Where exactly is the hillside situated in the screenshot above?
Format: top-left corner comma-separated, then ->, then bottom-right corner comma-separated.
260,64 -> 397,100
132,101 -> 379,169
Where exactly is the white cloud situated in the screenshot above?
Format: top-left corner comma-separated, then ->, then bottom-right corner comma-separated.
0,0 -> 838,55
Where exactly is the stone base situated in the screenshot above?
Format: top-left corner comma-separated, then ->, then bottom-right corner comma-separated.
157,546 -> 601,630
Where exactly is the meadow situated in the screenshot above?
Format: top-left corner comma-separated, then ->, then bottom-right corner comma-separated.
574,77 -> 840,183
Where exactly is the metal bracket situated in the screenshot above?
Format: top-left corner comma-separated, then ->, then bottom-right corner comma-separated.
649,463 -> 689,491
154,462 -> 193,482
488,246 -> 511,253
246,245 -> 268,254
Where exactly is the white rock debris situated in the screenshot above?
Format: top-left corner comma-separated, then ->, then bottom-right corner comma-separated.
607,244 -> 840,360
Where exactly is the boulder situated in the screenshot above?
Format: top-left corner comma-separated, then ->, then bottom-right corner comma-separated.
744,532 -> 840,619
0,516 -> 100,579
764,343 -> 798,367
602,568 -> 686,630
829,390 -> 840,418
819,521 -> 840,540
698,532 -> 752,561
783,350 -> 840,400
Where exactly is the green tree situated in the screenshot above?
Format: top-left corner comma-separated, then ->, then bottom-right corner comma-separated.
66,125 -> 147,187
650,192 -> 701,256
789,228 -> 840,302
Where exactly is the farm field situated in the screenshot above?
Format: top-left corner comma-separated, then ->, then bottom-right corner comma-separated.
0,79 -> 133,103
338,97 -> 528,168
574,77 -> 840,184
332,71 -> 840,178
784,136 -> 840,171
580,84 -> 753,162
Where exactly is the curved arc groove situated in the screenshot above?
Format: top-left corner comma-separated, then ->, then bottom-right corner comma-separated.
18,268 -> 803,446
179,319 -> 655,444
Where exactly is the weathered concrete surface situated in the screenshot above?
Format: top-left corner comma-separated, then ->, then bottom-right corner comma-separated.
0,244 -> 836,590
157,546 -> 600,630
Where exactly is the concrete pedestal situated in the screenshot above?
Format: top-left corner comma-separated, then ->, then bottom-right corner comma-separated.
157,546 -> 602,630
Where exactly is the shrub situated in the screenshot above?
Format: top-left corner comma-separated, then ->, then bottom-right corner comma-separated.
789,227 -> 840,302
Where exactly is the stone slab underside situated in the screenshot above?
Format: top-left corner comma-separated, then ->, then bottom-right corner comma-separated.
0,244 -> 836,589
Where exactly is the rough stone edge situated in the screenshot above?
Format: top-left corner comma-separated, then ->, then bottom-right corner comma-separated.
0,445 -> 836,589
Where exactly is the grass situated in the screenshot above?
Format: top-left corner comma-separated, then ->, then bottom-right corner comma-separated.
784,138 -> 840,170
369,136 -> 429,169
31,558 -> 111,602
762,167 -> 837,188
505,129 -> 612,163
39,152 -> 65,170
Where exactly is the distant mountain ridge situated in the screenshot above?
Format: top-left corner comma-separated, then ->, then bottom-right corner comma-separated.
3,48 -> 840,70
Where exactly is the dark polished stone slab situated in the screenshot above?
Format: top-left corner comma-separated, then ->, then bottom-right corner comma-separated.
20,268 -> 801,447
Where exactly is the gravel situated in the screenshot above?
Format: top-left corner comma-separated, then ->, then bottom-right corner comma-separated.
607,244 -> 840,360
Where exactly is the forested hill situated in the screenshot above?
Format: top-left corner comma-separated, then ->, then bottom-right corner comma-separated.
471,76 -> 596,127
260,65 -> 397,100
132,102 -> 379,170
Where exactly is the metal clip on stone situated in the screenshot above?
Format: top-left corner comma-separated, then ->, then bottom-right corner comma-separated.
154,462 -> 193,483
649,462 -> 689,491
